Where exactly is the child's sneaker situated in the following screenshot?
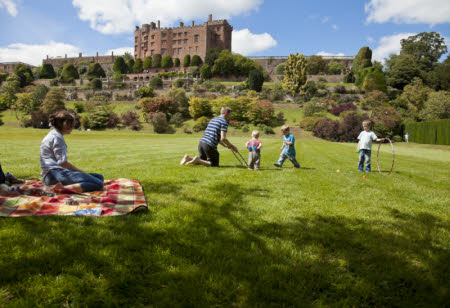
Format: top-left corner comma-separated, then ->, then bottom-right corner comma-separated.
274,163 -> 281,168
5,173 -> 24,185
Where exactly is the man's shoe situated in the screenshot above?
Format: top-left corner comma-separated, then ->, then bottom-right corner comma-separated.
274,163 -> 281,168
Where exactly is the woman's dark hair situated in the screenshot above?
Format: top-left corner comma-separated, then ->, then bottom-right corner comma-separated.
49,110 -> 75,131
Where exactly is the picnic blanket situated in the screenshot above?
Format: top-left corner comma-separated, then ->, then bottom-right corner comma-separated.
0,178 -> 147,217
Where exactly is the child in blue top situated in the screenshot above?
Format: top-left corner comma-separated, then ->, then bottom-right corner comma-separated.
357,120 -> 385,172
274,125 -> 300,169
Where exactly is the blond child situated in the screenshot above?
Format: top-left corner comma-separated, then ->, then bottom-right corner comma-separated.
274,125 -> 300,168
357,120 -> 385,172
245,130 -> 262,170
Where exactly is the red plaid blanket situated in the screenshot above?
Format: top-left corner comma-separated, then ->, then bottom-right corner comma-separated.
0,178 -> 147,217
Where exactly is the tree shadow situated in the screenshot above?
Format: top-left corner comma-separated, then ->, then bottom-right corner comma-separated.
0,183 -> 448,307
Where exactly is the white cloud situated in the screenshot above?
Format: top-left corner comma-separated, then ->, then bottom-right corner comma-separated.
72,0 -> 263,35
365,0 -> 450,25
317,51 -> 345,57
372,32 -> 415,62
104,47 -> 133,56
0,0 -> 18,17
331,24 -> 338,31
0,41 -> 81,66
232,29 -> 277,55
321,16 -> 329,23
367,36 -> 375,43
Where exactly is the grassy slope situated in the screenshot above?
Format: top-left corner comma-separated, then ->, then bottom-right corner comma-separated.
0,127 -> 449,307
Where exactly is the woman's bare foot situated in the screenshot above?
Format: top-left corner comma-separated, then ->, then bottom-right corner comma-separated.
180,154 -> 192,166
50,182 -> 64,193
185,156 -> 199,166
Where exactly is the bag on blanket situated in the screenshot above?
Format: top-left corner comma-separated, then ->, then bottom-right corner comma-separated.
0,164 -> 5,185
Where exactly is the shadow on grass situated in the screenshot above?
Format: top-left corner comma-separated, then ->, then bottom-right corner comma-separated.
0,182 -> 448,306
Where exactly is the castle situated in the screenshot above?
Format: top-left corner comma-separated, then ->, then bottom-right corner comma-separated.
134,14 -> 232,61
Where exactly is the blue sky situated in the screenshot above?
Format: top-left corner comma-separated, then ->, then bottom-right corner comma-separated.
0,0 -> 449,65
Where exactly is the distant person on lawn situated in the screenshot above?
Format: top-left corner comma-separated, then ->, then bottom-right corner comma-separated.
180,107 -> 239,167
40,110 -> 104,193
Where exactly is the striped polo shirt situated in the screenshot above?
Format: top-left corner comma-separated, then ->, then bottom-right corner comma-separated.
200,115 -> 229,148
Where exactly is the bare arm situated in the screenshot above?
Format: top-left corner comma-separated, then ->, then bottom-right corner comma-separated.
59,161 -> 85,173
376,138 -> 385,142
220,131 -> 238,152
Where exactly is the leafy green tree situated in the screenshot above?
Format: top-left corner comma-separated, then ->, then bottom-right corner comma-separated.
435,55 -> 450,91
90,78 -> 102,90
399,77 -> 432,114
327,60 -> 345,74
143,56 -> 152,69
161,55 -> 174,68
362,68 -> 387,93
351,47 -> 372,74
191,55 -> 202,66
87,63 -> 106,81
385,54 -> 421,90
212,50 -> 234,77
0,72 -> 8,82
31,85 -> 49,112
249,69 -> 264,92
42,88 -> 66,114
205,47 -> 223,66
166,88 -> 190,118
200,64 -> 212,79
40,64 -> 56,79
400,32 -> 448,71
233,54 -> 257,77
60,63 -> 79,83
275,63 -> 285,75
152,54 -> 162,68
174,58 -> 180,67
307,55 -> 327,74
188,97 -> 212,119
183,54 -> 191,67
126,58 -> 135,73
137,86 -> 155,98
134,58 -> 143,73
248,100 -> 275,125
12,93 -> 33,119
283,53 -> 308,95
14,64 -> 34,87
150,76 -> 163,89
122,52 -> 133,62
0,74 -> 20,110
113,56 -> 128,74
420,91 -> 450,121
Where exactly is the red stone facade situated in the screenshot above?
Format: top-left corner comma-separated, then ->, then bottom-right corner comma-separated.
134,14 -> 232,61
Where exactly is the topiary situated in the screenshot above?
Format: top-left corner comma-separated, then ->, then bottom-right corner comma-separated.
191,55 -> 202,66
89,78 -> 102,90
152,54 -> 162,68
60,63 -> 79,83
248,69 -> 264,92
183,54 -> 191,67
161,55 -> 173,68
149,76 -> 163,89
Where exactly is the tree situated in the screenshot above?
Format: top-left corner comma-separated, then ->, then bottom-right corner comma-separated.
248,100 -> 275,125
191,55 -> 202,66
143,56 -> 152,69
200,64 -> 212,80
275,63 -> 285,75
307,55 -> 327,74
249,69 -> 264,92
362,68 -> 387,93
137,86 -> 155,98
205,47 -> 223,66
12,93 -> 33,119
42,88 -> 66,114
233,54 -> 257,76
14,64 -> 34,87
385,54 -> 421,90
212,50 -> 234,77
399,77 -> 432,114
161,55 -> 174,68
134,58 -> 143,73
152,54 -> 162,68
90,78 -> 102,90
351,47 -> 372,73
174,58 -> 180,67
283,53 -> 308,95
127,58 -> 135,73
166,88 -> 190,118
149,76 -> 163,89
0,74 -> 20,110
327,60 -> 345,74
435,55 -> 450,91
140,97 -> 178,120
30,85 -> 49,112
400,32 -> 448,71
122,52 -> 133,62
60,63 -> 79,83
87,63 -> 106,81
40,64 -> 56,79
420,91 -> 450,121
113,56 -> 128,74
188,97 -> 212,119
183,54 -> 191,67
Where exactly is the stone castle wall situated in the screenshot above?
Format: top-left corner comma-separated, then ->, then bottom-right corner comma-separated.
43,53 -> 117,67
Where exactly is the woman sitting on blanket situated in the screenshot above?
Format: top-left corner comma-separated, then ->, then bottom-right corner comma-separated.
40,110 -> 104,193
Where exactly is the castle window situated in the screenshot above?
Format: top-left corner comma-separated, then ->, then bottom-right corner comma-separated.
151,42 -> 155,47
144,36 -> 148,41
135,36 -> 138,41
161,48 -> 166,55
194,35 -> 199,42
178,33 -> 182,37
173,40 -> 176,45
162,32 -> 166,38
151,35 -> 155,39
184,32 -> 187,36
162,40 -> 166,45
184,39 -> 187,44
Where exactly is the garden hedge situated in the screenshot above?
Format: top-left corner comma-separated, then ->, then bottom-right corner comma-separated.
405,119 -> 450,145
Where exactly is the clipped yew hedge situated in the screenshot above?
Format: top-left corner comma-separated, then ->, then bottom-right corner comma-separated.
405,119 -> 450,145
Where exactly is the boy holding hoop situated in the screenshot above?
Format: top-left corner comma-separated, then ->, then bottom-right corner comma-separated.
357,120 -> 385,172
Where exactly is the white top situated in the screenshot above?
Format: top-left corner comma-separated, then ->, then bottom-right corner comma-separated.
40,129 -> 68,178
358,130 -> 378,150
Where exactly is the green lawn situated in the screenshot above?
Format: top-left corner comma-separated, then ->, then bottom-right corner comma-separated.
324,82 -> 355,87
0,128 -> 449,307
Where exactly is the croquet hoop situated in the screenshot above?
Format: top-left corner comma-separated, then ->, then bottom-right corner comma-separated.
377,138 -> 395,175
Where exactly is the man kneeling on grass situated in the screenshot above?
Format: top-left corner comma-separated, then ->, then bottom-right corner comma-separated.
180,107 -> 239,167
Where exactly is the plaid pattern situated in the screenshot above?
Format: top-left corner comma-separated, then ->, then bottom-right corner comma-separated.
0,179 -> 147,217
